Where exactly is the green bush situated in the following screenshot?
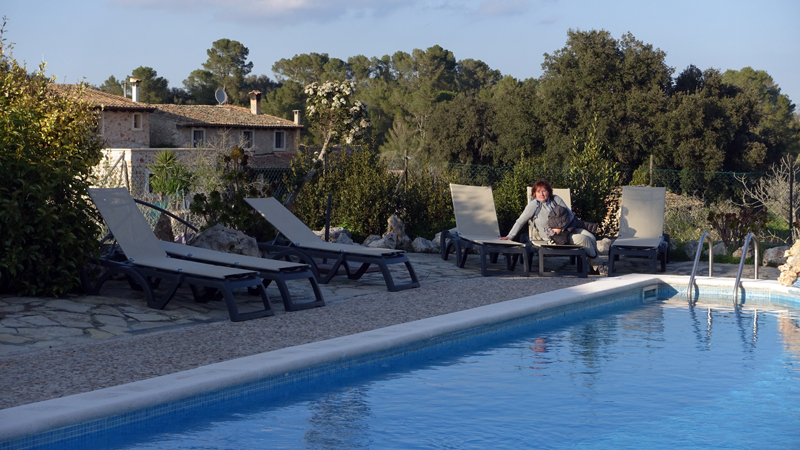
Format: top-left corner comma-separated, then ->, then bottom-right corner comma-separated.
0,33 -> 104,295
286,148 -> 397,242
397,164 -> 455,240
567,115 -> 621,223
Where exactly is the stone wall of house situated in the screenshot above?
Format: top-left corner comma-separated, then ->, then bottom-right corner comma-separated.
149,112 -> 183,148
101,111 -> 149,148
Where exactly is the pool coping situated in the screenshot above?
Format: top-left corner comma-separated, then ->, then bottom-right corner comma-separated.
1,274 -> 797,444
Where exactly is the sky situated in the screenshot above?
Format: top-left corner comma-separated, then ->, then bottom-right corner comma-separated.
4,0 -> 800,105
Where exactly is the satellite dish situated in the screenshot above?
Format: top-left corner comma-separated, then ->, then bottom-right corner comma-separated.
214,88 -> 228,105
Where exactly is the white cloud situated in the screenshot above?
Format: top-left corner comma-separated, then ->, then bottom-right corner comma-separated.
119,0 -> 411,25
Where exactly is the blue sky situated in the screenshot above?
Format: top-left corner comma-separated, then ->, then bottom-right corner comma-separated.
4,0 -> 800,105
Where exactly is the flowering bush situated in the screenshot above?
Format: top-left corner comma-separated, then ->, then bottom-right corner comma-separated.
304,81 -> 370,148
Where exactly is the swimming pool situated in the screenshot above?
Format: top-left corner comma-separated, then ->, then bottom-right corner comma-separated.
2,275 -> 799,449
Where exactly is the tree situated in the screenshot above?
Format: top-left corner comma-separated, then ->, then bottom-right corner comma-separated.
456,58 -> 502,92
424,93 -> 494,164
537,30 -> 673,168
200,38 -> 253,104
723,67 -> 800,157
98,75 -> 124,96
486,76 -> 542,164
129,66 -> 171,104
183,69 -> 217,105
283,80 -> 371,207
272,52 -> 331,85
0,20 -> 104,295
660,68 -> 769,174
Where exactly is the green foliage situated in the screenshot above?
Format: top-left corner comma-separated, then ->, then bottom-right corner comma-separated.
201,38 -> 253,105
0,23 -> 104,295
129,66 -> 171,104
287,148 -> 396,242
148,150 -> 193,198
188,147 -> 276,240
567,115 -> 621,222
396,164 -> 455,240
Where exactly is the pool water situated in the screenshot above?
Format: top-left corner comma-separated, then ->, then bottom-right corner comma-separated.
45,294 -> 800,449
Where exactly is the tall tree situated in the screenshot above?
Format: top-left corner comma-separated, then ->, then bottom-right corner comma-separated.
537,30 -> 673,168
183,69 -> 217,105
486,76 -> 542,164
129,66 -> 171,104
98,75 -> 124,96
456,58 -> 502,92
424,93 -> 494,164
201,38 -> 253,104
723,67 -> 800,156
272,53 -> 331,85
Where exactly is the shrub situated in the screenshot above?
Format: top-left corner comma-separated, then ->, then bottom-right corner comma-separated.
567,114 -> 621,223
0,24 -> 104,295
397,163 -> 454,239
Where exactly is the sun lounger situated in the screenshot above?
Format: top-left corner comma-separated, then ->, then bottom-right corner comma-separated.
245,197 -> 420,292
448,184 -> 531,276
160,241 -> 324,312
525,187 -> 588,277
87,188 -> 274,322
608,186 -> 668,274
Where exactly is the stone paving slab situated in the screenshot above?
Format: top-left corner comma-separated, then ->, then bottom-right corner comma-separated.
0,251 -> 781,357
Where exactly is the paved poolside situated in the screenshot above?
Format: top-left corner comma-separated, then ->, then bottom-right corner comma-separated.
0,252 -> 779,358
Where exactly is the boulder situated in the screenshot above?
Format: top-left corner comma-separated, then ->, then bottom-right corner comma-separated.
367,232 -> 398,250
703,242 -> 727,258
397,235 -> 413,252
313,226 -> 352,242
187,224 -> 259,257
683,240 -> 699,259
778,240 -> 800,286
362,235 -> 382,247
331,232 -> 355,245
412,237 -> 437,253
762,245 -> 790,267
153,212 -> 174,242
385,214 -> 407,240
732,246 -> 754,259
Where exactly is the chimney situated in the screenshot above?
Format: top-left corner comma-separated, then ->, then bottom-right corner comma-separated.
293,109 -> 300,125
249,90 -> 262,115
129,78 -> 141,102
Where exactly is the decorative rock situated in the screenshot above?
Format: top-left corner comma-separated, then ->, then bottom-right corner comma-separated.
385,214 -> 407,241
313,227 -> 352,243
778,240 -> 800,286
703,242 -> 727,258
367,232 -> 398,249
762,245 -> 789,267
187,224 -> 259,257
412,237 -> 437,253
684,240 -> 699,259
596,238 -> 613,255
398,235 -> 413,252
153,212 -> 174,242
732,246 -> 754,259
331,233 -> 355,245
362,235 -> 382,247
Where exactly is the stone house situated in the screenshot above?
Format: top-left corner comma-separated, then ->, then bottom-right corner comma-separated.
53,83 -> 302,197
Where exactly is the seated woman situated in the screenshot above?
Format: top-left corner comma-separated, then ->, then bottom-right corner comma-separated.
499,179 -> 606,275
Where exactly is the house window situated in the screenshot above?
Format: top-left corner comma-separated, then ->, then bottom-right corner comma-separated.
132,113 -> 142,130
243,130 -> 254,149
274,131 -> 285,150
192,129 -> 205,148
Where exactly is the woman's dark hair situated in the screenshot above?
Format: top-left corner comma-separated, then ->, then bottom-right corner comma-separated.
532,179 -> 553,198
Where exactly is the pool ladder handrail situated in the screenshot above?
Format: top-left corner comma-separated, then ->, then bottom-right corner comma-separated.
687,233 -> 714,300
733,233 -> 758,301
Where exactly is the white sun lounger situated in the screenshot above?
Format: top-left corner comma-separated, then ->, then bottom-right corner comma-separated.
88,188 -> 273,322
608,186 -> 668,274
245,197 -> 420,292
447,184 -> 531,276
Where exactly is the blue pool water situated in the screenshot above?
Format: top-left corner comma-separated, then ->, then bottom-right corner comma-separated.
29,291 -> 800,449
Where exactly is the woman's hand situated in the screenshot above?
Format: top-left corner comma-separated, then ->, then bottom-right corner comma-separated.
552,228 -> 562,234
499,236 -> 510,240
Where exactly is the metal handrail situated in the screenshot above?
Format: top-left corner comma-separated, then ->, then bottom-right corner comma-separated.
733,233 -> 759,301
688,233 -> 714,300
133,198 -> 200,234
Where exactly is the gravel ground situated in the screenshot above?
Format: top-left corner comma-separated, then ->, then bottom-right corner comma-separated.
0,275 -> 590,410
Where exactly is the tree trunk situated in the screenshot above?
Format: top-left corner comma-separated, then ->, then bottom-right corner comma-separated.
282,133 -> 333,209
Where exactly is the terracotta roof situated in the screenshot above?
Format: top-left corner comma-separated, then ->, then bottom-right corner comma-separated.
49,84 -> 156,112
153,104 -> 301,129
